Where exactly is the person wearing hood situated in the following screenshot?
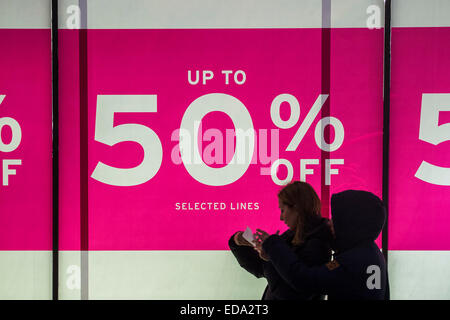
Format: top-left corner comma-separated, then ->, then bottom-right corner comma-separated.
254,189 -> 390,300
229,181 -> 333,300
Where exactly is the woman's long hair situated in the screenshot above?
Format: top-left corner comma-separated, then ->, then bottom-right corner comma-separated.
278,181 -> 322,246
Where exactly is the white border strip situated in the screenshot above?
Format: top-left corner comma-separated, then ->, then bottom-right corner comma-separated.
392,0 -> 450,27
0,0 -> 51,29
59,250 -> 266,300
388,250 -> 450,300
3,250 -> 449,299
58,0 -> 384,29
60,250 -> 450,300
0,251 -> 52,299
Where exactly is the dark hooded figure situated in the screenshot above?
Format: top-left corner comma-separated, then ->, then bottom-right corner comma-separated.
257,190 -> 390,300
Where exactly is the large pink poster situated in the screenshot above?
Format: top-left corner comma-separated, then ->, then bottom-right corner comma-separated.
0,29 -> 52,250
390,27 -> 450,250
59,28 -> 384,251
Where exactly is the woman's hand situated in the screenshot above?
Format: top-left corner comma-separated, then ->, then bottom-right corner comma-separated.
254,242 -> 270,261
252,229 -> 280,261
254,229 -> 280,243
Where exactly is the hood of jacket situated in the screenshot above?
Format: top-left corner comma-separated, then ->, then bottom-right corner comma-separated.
331,190 -> 386,253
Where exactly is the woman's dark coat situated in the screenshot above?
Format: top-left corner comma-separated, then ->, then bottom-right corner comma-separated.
228,218 -> 332,300
262,190 -> 390,300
